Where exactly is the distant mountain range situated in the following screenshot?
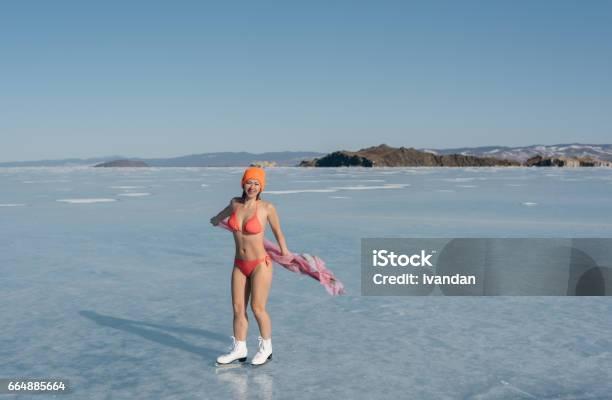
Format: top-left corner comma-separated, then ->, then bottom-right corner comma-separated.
0,151 -> 324,167
1,143 -> 610,167
421,143 -> 612,162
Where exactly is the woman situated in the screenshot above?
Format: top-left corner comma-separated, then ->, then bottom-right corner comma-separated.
210,167 -> 289,366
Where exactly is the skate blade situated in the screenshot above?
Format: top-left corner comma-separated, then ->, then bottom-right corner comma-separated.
214,357 -> 247,369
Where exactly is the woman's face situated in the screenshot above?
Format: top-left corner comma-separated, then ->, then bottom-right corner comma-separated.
243,179 -> 261,198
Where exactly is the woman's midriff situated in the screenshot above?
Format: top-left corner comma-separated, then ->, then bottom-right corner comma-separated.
233,233 -> 269,277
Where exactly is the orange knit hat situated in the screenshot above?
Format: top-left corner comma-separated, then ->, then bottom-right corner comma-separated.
241,167 -> 266,192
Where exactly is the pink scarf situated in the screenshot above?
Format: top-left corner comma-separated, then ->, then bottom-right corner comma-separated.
218,220 -> 346,295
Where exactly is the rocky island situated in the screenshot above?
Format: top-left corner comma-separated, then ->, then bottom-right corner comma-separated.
250,161 -> 278,168
93,159 -> 150,168
299,144 -> 520,167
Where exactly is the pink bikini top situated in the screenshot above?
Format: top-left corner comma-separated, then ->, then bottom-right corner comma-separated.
228,202 -> 262,234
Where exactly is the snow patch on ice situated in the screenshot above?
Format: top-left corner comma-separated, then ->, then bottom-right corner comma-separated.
330,184 -> 410,190
117,193 -> 151,197
56,198 -> 117,204
109,186 -> 146,189
267,189 -> 339,195
23,179 -> 71,184
267,183 -> 409,195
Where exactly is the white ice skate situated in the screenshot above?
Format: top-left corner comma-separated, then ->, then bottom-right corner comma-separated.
216,336 -> 247,365
251,336 -> 273,366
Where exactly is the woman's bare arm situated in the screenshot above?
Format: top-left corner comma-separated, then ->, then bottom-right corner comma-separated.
267,203 -> 290,255
210,199 -> 235,226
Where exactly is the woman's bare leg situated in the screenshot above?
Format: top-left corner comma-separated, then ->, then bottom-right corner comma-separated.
250,259 -> 273,339
231,267 -> 251,341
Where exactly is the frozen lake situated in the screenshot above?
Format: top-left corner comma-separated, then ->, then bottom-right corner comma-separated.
1,166 -> 611,399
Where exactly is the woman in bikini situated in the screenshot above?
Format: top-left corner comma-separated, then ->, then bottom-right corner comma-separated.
210,167 -> 289,366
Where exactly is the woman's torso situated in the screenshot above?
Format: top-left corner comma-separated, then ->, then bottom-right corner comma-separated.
230,199 -> 269,260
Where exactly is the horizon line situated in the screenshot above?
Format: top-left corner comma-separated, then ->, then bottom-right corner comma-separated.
2,142 -> 611,164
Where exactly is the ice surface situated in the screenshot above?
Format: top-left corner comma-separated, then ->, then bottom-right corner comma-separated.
1,166 -> 611,399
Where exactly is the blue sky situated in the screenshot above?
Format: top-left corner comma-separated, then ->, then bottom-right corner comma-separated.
1,0 -> 611,162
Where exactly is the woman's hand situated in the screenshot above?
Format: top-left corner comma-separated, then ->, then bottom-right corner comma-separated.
210,199 -> 234,227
